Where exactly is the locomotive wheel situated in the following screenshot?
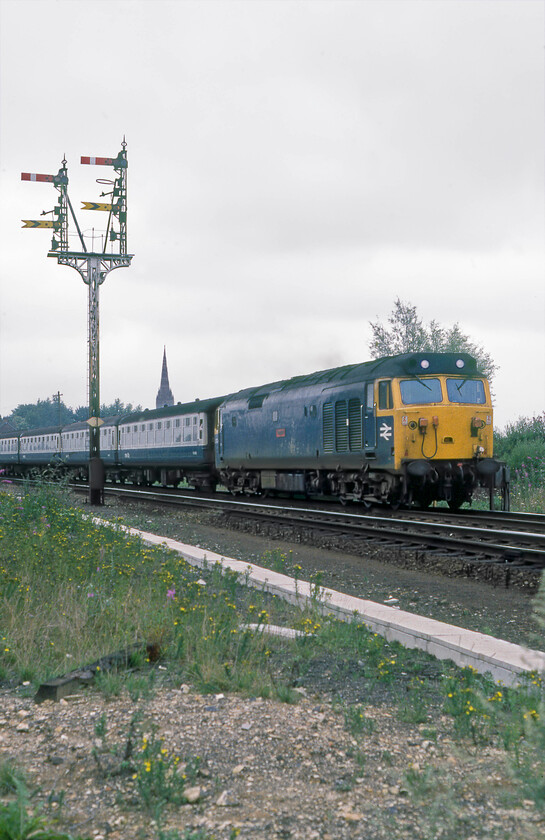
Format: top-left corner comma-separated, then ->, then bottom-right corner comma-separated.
415,490 -> 434,510
447,490 -> 466,511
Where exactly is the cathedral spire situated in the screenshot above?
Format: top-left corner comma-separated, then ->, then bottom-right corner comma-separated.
156,346 -> 174,408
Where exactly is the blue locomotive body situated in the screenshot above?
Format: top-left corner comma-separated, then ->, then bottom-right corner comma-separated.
217,380 -> 394,494
215,357 -> 412,497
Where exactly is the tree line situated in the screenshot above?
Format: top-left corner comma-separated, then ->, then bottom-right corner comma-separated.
1,398 -> 142,431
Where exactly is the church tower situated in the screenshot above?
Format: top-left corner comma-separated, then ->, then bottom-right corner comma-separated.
156,346 -> 175,408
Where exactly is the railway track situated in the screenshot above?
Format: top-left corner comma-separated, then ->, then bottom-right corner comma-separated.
81,484 -> 545,569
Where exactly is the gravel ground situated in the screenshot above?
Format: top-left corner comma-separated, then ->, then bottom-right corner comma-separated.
1,495 -> 544,840
2,681 -> 544,840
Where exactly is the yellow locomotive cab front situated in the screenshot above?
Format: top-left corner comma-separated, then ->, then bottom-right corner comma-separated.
392,374 -> 493,467
387,373 -> 502,509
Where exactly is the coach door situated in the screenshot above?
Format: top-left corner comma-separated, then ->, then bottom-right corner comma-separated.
215,408 -> 224,462
363,382 -> 376,452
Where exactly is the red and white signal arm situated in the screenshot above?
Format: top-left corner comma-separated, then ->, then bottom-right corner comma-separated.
81,156 -> 116,166
21,173 -> 55,182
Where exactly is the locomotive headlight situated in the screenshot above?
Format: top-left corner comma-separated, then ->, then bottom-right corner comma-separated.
456,359 -> 465,369
420,359 -> 430,369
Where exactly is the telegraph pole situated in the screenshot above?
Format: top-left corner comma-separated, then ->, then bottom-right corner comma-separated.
52,391 -> 63,426
22,140 -> 134,505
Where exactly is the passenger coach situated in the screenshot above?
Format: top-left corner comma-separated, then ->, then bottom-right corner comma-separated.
116,397 -> 223,489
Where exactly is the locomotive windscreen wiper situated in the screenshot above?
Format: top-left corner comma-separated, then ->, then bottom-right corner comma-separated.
413,375 -> 432,391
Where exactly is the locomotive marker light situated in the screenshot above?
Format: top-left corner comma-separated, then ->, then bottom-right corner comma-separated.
21,139 -> 134,505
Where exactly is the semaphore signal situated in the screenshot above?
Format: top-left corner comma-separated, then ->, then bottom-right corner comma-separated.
21,138 -> 134,505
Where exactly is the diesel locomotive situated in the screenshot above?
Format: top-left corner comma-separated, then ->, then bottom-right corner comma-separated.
0,352 -> 510,510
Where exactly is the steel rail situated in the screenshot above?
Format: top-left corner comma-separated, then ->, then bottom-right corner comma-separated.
11,479 -> 542,567
91,484 -> 545,567
380,507 -> 545,531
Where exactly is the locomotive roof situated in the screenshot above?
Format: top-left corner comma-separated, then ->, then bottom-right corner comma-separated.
227,352 -> 482,402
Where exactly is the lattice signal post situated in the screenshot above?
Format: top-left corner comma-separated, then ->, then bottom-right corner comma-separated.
21,140 -> 134,504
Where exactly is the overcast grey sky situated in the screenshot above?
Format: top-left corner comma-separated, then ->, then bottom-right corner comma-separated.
0,0 -> 543,428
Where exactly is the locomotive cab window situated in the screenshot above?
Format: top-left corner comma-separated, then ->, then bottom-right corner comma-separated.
378,380 -> 393,410
400,378 -> 443,405
446,379 -> 486,404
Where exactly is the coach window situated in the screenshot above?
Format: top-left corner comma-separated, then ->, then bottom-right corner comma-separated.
378,380 -> 393,411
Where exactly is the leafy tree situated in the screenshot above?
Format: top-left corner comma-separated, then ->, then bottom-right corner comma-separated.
368,298 -> 498,381
72,400 -> 142,420
100,399 -> 142,418
3,398 -> 143,430
5,398 -> 74,430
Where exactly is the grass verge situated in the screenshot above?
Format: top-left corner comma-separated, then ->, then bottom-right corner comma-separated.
1,482 -> 545,838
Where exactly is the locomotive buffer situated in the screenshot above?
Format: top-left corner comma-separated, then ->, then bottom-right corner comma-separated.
21,141 -> 134,504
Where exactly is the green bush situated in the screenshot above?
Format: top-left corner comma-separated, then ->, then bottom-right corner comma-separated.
495,414 -> 545,477
494,414 -> 545,511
